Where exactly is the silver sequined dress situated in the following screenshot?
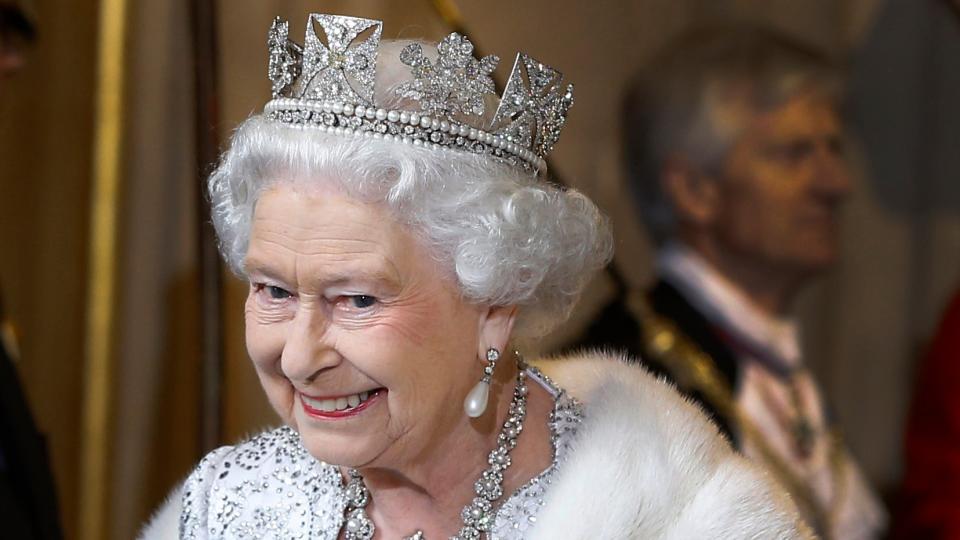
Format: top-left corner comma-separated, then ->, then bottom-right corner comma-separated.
179,369 -> 583,539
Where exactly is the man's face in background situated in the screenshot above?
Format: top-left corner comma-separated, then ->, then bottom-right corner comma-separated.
709,91 -> 852,277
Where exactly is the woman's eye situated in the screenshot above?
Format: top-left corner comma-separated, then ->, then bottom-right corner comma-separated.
348,295 -> 377,309
266,285 -> 292,300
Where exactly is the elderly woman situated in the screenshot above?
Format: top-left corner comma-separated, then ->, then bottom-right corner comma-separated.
141,13 -> 810,539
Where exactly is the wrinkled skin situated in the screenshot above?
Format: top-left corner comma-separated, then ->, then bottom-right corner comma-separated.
243,183 -> 514,471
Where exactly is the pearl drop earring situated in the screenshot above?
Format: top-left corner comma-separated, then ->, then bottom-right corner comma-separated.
463,348 -> 500,418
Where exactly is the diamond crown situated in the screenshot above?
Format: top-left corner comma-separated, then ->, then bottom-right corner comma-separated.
265,13 -> 574,175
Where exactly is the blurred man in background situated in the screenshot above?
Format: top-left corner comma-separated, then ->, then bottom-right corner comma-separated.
570,25 -> 886,539
0,2 -> 63,539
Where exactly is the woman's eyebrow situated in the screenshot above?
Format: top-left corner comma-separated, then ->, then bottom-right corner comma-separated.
322,267 -> 401,289
243,259 -> 285,281
245,251 -> 403,289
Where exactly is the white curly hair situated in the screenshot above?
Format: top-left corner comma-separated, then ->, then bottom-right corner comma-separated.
208,39 -> 612,337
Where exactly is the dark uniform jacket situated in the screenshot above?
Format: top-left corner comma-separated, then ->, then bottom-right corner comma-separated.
569,279 -> 743,445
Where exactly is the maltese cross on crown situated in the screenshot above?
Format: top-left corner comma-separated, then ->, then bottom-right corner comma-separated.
265,13 -> 574,175
493,54 -> 575,160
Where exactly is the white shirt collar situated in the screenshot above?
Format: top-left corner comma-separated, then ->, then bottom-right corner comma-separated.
656,242 -> 802,370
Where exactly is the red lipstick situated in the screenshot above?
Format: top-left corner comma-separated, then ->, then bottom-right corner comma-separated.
300,389 -> 384,419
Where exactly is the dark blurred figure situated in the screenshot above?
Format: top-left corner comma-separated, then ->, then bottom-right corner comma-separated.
893,0 -> 960,534
0,2 -> 63,539
892,288 -> 960,539
0,0 -> 32,91
567,25 -> 885,538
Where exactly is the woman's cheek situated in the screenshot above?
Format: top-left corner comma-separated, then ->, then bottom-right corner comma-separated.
245,317 -> 287,375
364,291 -> 449,346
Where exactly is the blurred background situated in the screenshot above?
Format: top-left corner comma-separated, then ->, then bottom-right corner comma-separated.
0,0 -> 958,538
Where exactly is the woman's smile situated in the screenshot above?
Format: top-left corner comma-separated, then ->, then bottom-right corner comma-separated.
299,388 -> 386,420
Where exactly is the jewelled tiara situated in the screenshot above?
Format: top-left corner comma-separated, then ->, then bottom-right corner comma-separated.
264,13 -> 574,175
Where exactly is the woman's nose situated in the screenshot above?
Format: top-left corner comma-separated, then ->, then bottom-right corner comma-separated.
280,306 -> 340,383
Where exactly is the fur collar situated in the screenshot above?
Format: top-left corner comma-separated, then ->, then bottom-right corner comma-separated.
528,351 -> 810,539
139,351 -> 810,539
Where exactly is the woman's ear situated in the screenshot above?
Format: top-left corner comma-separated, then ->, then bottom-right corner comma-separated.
476,305 -> 518,360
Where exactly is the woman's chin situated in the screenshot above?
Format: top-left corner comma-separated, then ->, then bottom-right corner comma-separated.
291,395 -> 392,466
297,429 -> 386,468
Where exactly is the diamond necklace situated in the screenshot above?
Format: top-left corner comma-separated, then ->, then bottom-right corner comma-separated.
342,363 -> 529,540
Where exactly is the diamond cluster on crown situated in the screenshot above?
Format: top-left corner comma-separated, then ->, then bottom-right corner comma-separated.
264,13 -> 574,175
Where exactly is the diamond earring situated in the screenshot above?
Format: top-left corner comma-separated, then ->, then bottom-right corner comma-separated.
463,347 -> 500,418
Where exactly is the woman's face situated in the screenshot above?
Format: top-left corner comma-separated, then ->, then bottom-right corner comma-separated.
243,183 -> 495,469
